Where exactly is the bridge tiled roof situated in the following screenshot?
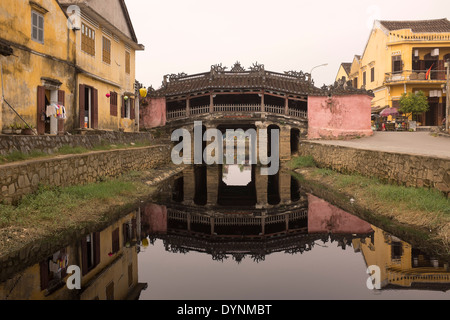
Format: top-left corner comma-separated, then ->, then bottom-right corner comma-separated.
148,62 -> 375,98
150,62 -> 324,97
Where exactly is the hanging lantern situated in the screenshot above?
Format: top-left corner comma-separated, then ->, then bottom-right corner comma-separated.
124,96 -> 129,101
106,93 -> 111,98
139,87 -> 148,98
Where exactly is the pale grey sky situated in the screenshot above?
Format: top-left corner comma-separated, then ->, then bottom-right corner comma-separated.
125,0 -> 449,90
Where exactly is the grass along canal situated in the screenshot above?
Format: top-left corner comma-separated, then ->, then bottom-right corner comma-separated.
288,155 -> 450,259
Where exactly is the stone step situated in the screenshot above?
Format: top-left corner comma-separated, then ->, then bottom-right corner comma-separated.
416,126 -> 437,132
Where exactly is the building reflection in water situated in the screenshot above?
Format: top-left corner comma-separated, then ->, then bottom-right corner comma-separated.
142,165 -> 450,292
1,166 -> 449,299
354,226 -> 450,291
0,210 -> 148,300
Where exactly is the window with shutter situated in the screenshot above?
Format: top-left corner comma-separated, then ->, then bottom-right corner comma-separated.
111,228 -> 120,254
371,67 -> 375,82
106,282 -> 115,300
81,232 -> 101,275
130,98 -> 135,120
392,55 -> 402,73
31,11 -> 44,44
110,92 -> 118,116
37,86 -> 46,135
125,51 -> 131,74
81,23 -> 96,56
128,264 -> 133,288
102,36 -> 111,64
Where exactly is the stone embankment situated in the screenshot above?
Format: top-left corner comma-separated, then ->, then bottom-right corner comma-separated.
0,144 -> 172,204
298,141 -> 450,197
0,131 -> 154,156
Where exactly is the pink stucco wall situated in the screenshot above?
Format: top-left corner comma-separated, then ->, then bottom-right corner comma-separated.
140,97 -> 166,129
307,94 -> 373,140
307,194 -> 373,234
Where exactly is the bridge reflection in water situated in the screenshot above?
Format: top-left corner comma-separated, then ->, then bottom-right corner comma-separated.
141,167 -> 450,295
1,167 -> 449,300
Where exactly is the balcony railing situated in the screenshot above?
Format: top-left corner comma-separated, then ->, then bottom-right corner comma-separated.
385,70 -> 447,83
166,104 -> 308,121
388,30 -> 450,44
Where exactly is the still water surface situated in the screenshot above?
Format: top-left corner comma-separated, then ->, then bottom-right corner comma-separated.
0,165 -> 449,300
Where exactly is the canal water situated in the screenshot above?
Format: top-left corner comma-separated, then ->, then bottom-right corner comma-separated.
0,165 -> 449,301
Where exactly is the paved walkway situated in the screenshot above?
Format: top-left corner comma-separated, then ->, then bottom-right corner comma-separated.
310,132 -> 450,159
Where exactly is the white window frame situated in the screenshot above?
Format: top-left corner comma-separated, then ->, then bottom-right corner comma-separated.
31,10 -> 44,44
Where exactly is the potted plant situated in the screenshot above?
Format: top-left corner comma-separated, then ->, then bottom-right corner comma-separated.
2,125 -> 13,134
21,124 -> 35,135
13,123 -> 22,134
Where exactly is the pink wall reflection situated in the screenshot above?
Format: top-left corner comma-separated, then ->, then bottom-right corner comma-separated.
307,194 -> 373,234
142,203 -> 168,234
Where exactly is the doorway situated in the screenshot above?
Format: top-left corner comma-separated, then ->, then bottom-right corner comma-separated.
79,84 -> 98,129
37,86 -> 62,135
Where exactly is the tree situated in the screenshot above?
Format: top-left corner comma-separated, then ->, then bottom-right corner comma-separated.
399,91 -> 429,121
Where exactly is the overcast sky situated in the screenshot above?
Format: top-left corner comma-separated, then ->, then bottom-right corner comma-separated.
125,0 -> 449,90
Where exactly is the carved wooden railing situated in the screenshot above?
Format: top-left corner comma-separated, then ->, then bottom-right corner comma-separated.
166,104 -> 308,121
167,109 -> 187,120
214,104 -> 261,113
190,105 -> 210,116
167,209 -> 308,228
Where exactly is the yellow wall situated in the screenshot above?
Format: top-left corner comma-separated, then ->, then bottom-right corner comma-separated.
354,225 -> 450,289
75,15 -> 138,132
0,246 -> 78,300
79,211 -> 139,300
0,0 -> 76,131
353,24 -> 450,113
335,65 -> 349,83
359,28 -> 390,109
348,56 -> 360,87
0,211 -> 140,300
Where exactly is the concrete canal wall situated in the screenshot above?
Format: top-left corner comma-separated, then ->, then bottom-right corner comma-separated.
0,144 -> 171,204
298,141 -> 450,197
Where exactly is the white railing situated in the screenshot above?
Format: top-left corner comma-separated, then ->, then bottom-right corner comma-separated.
215,216 -> 261,226
168,210 -> 187,221
190,105 -> 210,115
167,105 -> 307,121
191,214 -> 210,225
288,109 -> 308,118
167,109 -> 186,120
265,214 -> 287,225
290,209 -> 308,220
388,32 -> 450,44
265,105 -> 285,115
214,104 -> 261,113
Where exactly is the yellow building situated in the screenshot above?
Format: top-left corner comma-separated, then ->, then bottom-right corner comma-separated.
0,0 -> 77,135
347,19 -> 450,126
0,210 -> 147,300
353,225 -> 450,291
58,0 -> 145,132
335,62 -> 352,83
